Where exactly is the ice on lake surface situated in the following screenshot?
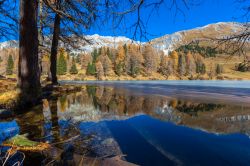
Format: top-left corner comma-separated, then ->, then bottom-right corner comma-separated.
2,81 -> 250,166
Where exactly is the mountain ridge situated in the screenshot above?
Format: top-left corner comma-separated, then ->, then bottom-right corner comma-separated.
0,22 -> 245,54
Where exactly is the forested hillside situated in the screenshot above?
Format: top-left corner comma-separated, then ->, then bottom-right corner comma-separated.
1,43 -> 248,81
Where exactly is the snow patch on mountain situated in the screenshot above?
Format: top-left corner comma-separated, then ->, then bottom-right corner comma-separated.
73,34 -> 136,54
150,32 -> 183,55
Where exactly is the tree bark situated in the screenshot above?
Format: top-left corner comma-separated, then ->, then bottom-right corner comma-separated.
50,13 -> 61,85
18,0 -> 41,102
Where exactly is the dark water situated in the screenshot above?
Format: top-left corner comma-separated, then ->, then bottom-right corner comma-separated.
1,81 -> 250,166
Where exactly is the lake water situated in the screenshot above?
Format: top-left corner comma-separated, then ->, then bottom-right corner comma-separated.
1,81 -> 250,165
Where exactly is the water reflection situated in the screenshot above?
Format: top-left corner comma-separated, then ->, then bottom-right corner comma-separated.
14,84 -> 250,165
42,99 -> 53,143
51,85 -> 250,135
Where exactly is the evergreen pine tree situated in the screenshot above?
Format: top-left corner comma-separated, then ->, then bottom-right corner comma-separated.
57,52 -> 67,75
6,55 -> 14,75
70,58 -> 78,74
86,63 -> 96,75
92,48 -> 99,63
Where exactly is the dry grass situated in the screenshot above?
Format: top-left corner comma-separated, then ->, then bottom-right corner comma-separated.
0,90 -> 20,108
205,56 -> 250,80
0,79 -> 16,93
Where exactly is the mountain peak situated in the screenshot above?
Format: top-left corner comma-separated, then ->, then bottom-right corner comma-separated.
150,21 -> 245,55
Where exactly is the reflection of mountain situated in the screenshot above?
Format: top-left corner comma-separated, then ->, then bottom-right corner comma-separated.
55,85 -> 250,136
176,105 -> 250,135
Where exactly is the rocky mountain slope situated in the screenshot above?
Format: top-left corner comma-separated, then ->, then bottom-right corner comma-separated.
150,22 -> 245,54
0,22 -> 246,54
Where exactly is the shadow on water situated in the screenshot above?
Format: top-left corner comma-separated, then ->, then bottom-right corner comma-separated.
1,82 -> 250,165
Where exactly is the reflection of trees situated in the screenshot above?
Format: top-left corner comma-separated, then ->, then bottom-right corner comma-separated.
175,102 -> 224,116
95,86 -> 104,100
116,96 -> 126,114
56,86 -> 229,123
126,96 -> 144,115
58,95 -> 68,113
99,87 -> 114,105
74,86 -> 170,117
143,96 -> 161,115
169,99 -> 178,109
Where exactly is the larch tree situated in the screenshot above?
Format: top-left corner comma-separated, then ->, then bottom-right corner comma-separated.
160,56 -> 171,76
170,50 -> 179,71
186,51 -> 196,76
178,54 -> 186,76
127,45 -> 144,77
18,0 -> 41,102
142,45 -> 159,76
97,54 -> 113,76
81,53 -> 93,70
95,61 -> 104,80
195,54 -> 205,74
115,45 -> 126,76
167,59 -> 174,76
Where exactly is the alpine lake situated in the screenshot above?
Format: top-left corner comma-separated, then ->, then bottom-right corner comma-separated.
1,80 -> 250,166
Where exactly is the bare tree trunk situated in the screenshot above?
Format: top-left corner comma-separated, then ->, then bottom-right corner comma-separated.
50,13 -> 61,85
18,0 -> 41,102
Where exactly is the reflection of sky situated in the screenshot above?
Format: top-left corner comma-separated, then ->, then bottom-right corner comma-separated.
58,120 -> 70,137
43,122 -> 53,143
0,120 -> 19,143
43,106 -> 53,143
77,115 -> 250,166
50,83 -> 250,165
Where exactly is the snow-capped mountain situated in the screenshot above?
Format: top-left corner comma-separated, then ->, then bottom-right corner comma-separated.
0,22 -> 246,54
69,34 -> 138,54
150,22 -> 245,55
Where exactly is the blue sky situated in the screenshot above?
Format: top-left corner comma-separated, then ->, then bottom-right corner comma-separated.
0,0 -> 247,42
88,0 -> 248,41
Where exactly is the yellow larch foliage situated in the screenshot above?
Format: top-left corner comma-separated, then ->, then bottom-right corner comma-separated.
170,50 -> 179,69
116,45 -> 125,63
